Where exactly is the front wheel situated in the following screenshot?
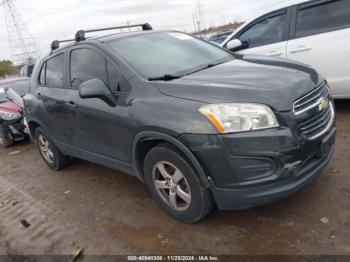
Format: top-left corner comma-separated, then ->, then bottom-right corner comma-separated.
143,143 -> 214,223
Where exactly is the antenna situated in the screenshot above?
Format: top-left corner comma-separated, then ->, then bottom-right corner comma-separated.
1,0 -> 40,65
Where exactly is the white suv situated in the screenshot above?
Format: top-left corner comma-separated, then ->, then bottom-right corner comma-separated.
221,0 -> 350,98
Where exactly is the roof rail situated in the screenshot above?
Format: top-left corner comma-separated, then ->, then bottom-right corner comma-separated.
50,39 -> 75,52
75,23 -> 153,42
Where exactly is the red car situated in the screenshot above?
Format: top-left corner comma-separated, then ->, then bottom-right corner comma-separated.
0,77 -> 30,148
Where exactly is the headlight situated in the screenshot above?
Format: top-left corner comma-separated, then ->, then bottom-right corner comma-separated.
199,103 -> 279,133
0,111 -> 22,121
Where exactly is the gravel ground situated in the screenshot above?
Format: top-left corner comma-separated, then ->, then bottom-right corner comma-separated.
0,101 -> 349,256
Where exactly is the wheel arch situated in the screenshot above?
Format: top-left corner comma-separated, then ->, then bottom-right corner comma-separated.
132,131 -> 211,188
27,119 -> 47,142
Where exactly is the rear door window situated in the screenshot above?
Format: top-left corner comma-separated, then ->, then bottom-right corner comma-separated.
46,54 -> 65,88
296,0 -> 350,38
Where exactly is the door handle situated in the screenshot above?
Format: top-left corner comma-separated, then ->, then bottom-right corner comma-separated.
267,51 -> 282,57
290,46 -> 312,54
66,101 -> 77,109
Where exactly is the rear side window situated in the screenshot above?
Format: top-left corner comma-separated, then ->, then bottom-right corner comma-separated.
296,0 -> 350,38
46,54 -> 64,88
39,63 -> 46,85
239,12 -> 286,48
70,48 -> 110,89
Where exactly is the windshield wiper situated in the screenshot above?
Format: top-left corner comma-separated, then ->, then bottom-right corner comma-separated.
148,74 -> 183,81
179,61 -> 228,78
189,61 -> 227,75
148,61 -> 228,81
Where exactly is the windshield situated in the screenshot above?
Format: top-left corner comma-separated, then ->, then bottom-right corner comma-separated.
209,32 -> 231,41
209,37 -> 228,45
106,32 -> 234,79
0,80 -> 30,97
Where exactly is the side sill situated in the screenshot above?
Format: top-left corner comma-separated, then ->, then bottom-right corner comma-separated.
55,140 -> 136,178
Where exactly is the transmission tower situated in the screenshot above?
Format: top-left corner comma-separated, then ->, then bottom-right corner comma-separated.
1,0 -> 40,65
196,0 -> 203,32
192,0 -> 205,33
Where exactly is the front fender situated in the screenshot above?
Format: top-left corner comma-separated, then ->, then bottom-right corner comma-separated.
132,131 -> 211,188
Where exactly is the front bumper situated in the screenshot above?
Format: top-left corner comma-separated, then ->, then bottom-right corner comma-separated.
179,124 -> 336,210
211,141 -> 335,210
0,117 -> 27,142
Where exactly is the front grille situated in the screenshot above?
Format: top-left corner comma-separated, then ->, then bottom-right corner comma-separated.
299,101 -> 334,140
293,82 -> 329,115
294,82 -> 334,140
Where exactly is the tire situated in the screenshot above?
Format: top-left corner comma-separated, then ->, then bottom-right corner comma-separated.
34,127 -> 69,171
0,124 -> 13,148
143,143 -> 214,223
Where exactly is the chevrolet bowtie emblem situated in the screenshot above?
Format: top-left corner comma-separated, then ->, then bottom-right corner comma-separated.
319,98 -> 329,111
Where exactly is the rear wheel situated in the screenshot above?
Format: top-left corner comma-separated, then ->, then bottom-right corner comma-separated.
35,127 -> 69,170
143,143 -> 214,223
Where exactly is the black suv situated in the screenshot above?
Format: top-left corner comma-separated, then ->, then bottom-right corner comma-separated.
24,24 -> 336,223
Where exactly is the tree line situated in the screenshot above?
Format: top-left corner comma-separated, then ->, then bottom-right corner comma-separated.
0,60 -> 19,78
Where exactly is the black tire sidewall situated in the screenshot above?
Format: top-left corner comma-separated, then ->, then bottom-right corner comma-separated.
144,145 -> 211,223
0,123 -> 13,148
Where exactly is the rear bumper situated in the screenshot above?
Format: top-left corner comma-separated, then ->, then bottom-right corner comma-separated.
211,143 -> 335,210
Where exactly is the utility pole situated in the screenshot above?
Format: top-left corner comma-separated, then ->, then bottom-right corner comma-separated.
1,0 -> 40,65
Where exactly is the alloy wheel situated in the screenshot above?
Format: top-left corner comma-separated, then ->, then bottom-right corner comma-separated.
152,161 -> 192,211
38,134 -> 54,164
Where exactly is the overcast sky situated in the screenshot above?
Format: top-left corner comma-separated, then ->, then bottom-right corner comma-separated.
0,0 -> 290,61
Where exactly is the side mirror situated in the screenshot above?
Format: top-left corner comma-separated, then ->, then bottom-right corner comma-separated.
79,78 -> 116,107
226,39 -> 248,51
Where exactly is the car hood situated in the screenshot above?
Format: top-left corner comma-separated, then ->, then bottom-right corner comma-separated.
156,55 -> 323,111
0,101 -> 21,113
